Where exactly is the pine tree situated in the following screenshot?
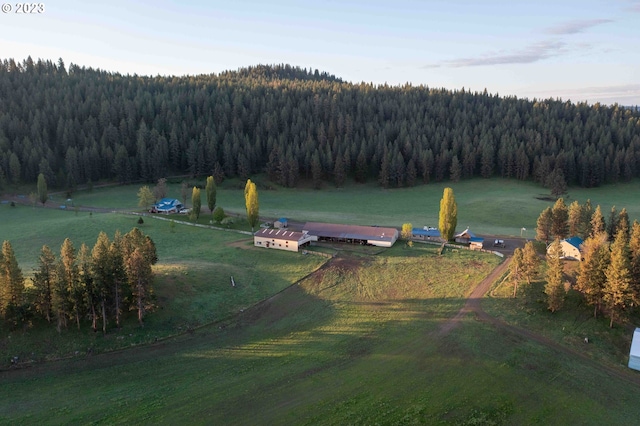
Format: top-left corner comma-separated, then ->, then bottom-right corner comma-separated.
590,205 -> 606,237
629,221 -> 640,306
575,232 -> 609,318
438,187 -> 457,241
604,230 -> 634,327
91,232 -> 112,334
77,243 -> 99,332
545,238 -> 565,312
510,247 -> 524,297
60,238 -> 83,330
32,245 -> 57,323
551,198 -> 569,239
567,200 -> 582,237
618,208 -> 630,239
579,199 -> 593,239
37,172 -> 48,206
0,240 -> 25,324
607,206 -> 619,241
521,241 -> 540,285
244,179 -> 259,231
536,207 -> 553,243
205,175 -> 217,213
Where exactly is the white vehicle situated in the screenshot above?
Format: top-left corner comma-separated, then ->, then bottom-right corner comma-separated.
179,208 -> 191,214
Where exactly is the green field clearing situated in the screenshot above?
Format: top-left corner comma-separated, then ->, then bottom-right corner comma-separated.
2,246 -> 640,424
3,178 -> 640,424
48,177 -> 640,237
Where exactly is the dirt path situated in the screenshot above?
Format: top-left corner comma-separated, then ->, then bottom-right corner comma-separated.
439,257 -> 640,387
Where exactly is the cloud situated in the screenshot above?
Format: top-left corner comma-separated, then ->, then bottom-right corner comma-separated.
545,19 -> 613,35
425,41 -> 567,69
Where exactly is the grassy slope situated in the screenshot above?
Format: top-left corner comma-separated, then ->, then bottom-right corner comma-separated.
57,177 -> 640,237
2,246 -> 640,424
0,205 -> 325,360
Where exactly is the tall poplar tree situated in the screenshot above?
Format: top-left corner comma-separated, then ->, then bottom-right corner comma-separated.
244,179 -> 259,231
205,175 -> 217,213
545,238 -> 565,313
37,172 -> 47,206
438,187 -> 457,241
191,187 -> 201,221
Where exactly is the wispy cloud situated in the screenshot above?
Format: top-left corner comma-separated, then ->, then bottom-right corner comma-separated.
545,19 -> 613,35
425,41 -> 567,69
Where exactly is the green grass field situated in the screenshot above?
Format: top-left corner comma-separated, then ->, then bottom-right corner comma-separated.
2,246 -> 640,424
51,177 -> 640,237
3,178 -> 640,424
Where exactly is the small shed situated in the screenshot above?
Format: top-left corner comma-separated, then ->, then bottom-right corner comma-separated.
629,328 -> 640,371
455,227 -> 484,247
274,218 -> 289,229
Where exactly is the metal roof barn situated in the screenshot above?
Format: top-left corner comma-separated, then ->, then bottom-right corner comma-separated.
303,222 -> 398,247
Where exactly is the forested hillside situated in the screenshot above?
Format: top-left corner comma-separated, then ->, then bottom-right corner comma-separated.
1,57 -> 639,191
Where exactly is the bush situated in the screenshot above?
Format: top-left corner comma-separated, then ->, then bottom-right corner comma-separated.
213,206 -> 225,223
137,217 -> 144,225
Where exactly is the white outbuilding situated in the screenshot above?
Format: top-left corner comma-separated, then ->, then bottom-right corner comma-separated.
254,228 -> 316,252
629,328 -> 640,371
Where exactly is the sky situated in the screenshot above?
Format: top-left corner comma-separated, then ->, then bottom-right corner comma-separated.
1,0 -> 639,105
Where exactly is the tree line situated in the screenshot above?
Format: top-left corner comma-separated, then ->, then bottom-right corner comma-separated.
0,228 -> 157,332
1,58 -> 639,192
532,200 -> 640,327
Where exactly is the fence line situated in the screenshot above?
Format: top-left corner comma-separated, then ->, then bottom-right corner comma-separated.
117,211 -> 254,236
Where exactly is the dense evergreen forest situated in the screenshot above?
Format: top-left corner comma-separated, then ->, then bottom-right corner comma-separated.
1,57 -> 640,191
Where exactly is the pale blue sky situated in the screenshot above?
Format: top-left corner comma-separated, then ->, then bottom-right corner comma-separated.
1,0 -> 639,104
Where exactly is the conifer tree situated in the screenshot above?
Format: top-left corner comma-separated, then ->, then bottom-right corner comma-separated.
590,205 -> 606,237
604,230 -> 634,327
32,245 -> 57,323
205,175 -> 217,213
567,200 -> 582,237
551,198 -> 569,240
109,232 -> 127,329
37,172 -> 47,206
91,232 -> 112,334
576,232 -> 609,318
618,208 -> 630,240
545,238 -> 565,313
244,179 -> 259,231
629,220 -> 640,306
607,206 -> 619,241
521,241 -> 540,285
536,207 -> 553,243
438,187 -> 457,241
0,240 -> 25,324
510,247 -> 524,297
77,243 -> 99,332
60,238 -> 83,330
579,199 -> 593,239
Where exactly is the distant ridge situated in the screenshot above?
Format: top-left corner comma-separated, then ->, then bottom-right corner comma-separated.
220,64 -> 343,83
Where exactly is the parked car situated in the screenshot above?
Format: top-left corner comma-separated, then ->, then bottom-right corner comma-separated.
493,239 -> 506,248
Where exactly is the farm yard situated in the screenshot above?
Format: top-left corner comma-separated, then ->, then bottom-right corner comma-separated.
2,178 -> 640,424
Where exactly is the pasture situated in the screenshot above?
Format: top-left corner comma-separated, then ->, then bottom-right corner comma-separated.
3,178 -> 640,424
2,245 -> 640,424
58,177 -> 640,236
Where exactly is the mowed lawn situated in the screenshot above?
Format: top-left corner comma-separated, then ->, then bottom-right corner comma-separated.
2,246 -> 640,424
58,177 -> 640,237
